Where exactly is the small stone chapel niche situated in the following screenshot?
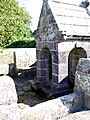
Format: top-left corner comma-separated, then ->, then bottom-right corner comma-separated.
33,0 -> 90,97
68,47 -> 87,89
39,47 -> 52,87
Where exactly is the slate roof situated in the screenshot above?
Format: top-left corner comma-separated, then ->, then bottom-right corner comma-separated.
48,0 -> 90,36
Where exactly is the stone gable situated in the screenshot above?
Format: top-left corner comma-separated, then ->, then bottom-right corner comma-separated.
34,0 -> 90,97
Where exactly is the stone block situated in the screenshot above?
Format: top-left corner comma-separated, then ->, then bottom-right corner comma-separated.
37,68 -> 48,77
52,64 -> 58,75
47,43 -> 53,50
36,50 -> 40,59
52,74 -> 58,83
52,51 -> 58,64
53,42 -> 58,50
9,63 -> 17,76
28,96 -> 69,120
59,63 -> 68,75
58,52 -> 69,64
20,92 -> 83,120
75,58 -> 90,109
75,58 -> 90,94
40,60 -> 48,68
0,76 -> 17,105
0,76 -> 19,120
60,92 -> 83,113
76,58 -> 90,73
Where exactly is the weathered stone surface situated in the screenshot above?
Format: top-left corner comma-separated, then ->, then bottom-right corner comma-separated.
58,52 -> 69,64
76,58 -> 90,74
0,76 -> 19,120
0,48 -> 36,69
0,104 -> 19,120
60,111 -> 90,120
19,92 -> 83,120
52,74 -> 58,83
52,63 -> 58,75
9,63 -> 17,76
84,93 -> 90,109
13,48 -> 36,68
20,97 -> 69,120
60,92 -> 83,113
0,76 -> 17,105
35,0 -> 90,98
20,107 -> 90,120
52,51 -> 58,64
59,63 -> 68,75
75,58 -> 90,109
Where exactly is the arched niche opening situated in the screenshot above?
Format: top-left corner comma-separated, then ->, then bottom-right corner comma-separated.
68,47 -> 87,89
40,47 -> 52,84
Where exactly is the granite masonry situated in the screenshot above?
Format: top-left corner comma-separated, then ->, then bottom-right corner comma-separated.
75,58 -> 90,109
0,76 -> 19,120
34,0 -> 90,96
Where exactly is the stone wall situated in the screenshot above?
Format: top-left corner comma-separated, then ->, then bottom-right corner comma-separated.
58,41 -> 90,84
75,58 -> 90,109
36,0 -> 90,86
0,48 -> 36,76
13,48 -> 36,69
35,0 -> 62,87
0,48 -> 36,68
35,0 -> 90,93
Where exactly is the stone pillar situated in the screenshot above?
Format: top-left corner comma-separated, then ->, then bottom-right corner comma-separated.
0,76 -> 19,120
75,58 -> 90,109
58,51 -> 69,83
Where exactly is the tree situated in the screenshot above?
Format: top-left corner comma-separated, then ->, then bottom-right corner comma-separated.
0,0 -> 34,47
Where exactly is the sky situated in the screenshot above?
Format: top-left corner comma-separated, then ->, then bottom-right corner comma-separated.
16,0 -> 43,32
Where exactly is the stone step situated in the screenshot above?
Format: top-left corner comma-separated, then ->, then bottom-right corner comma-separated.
42,87 -> 73,98
29,80 -> 73,98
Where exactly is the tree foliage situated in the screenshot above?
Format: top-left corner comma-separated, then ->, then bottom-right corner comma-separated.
0,0 -> 34,47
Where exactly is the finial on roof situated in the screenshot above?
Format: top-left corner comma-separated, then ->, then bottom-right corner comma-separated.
80,0 -> 89,8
